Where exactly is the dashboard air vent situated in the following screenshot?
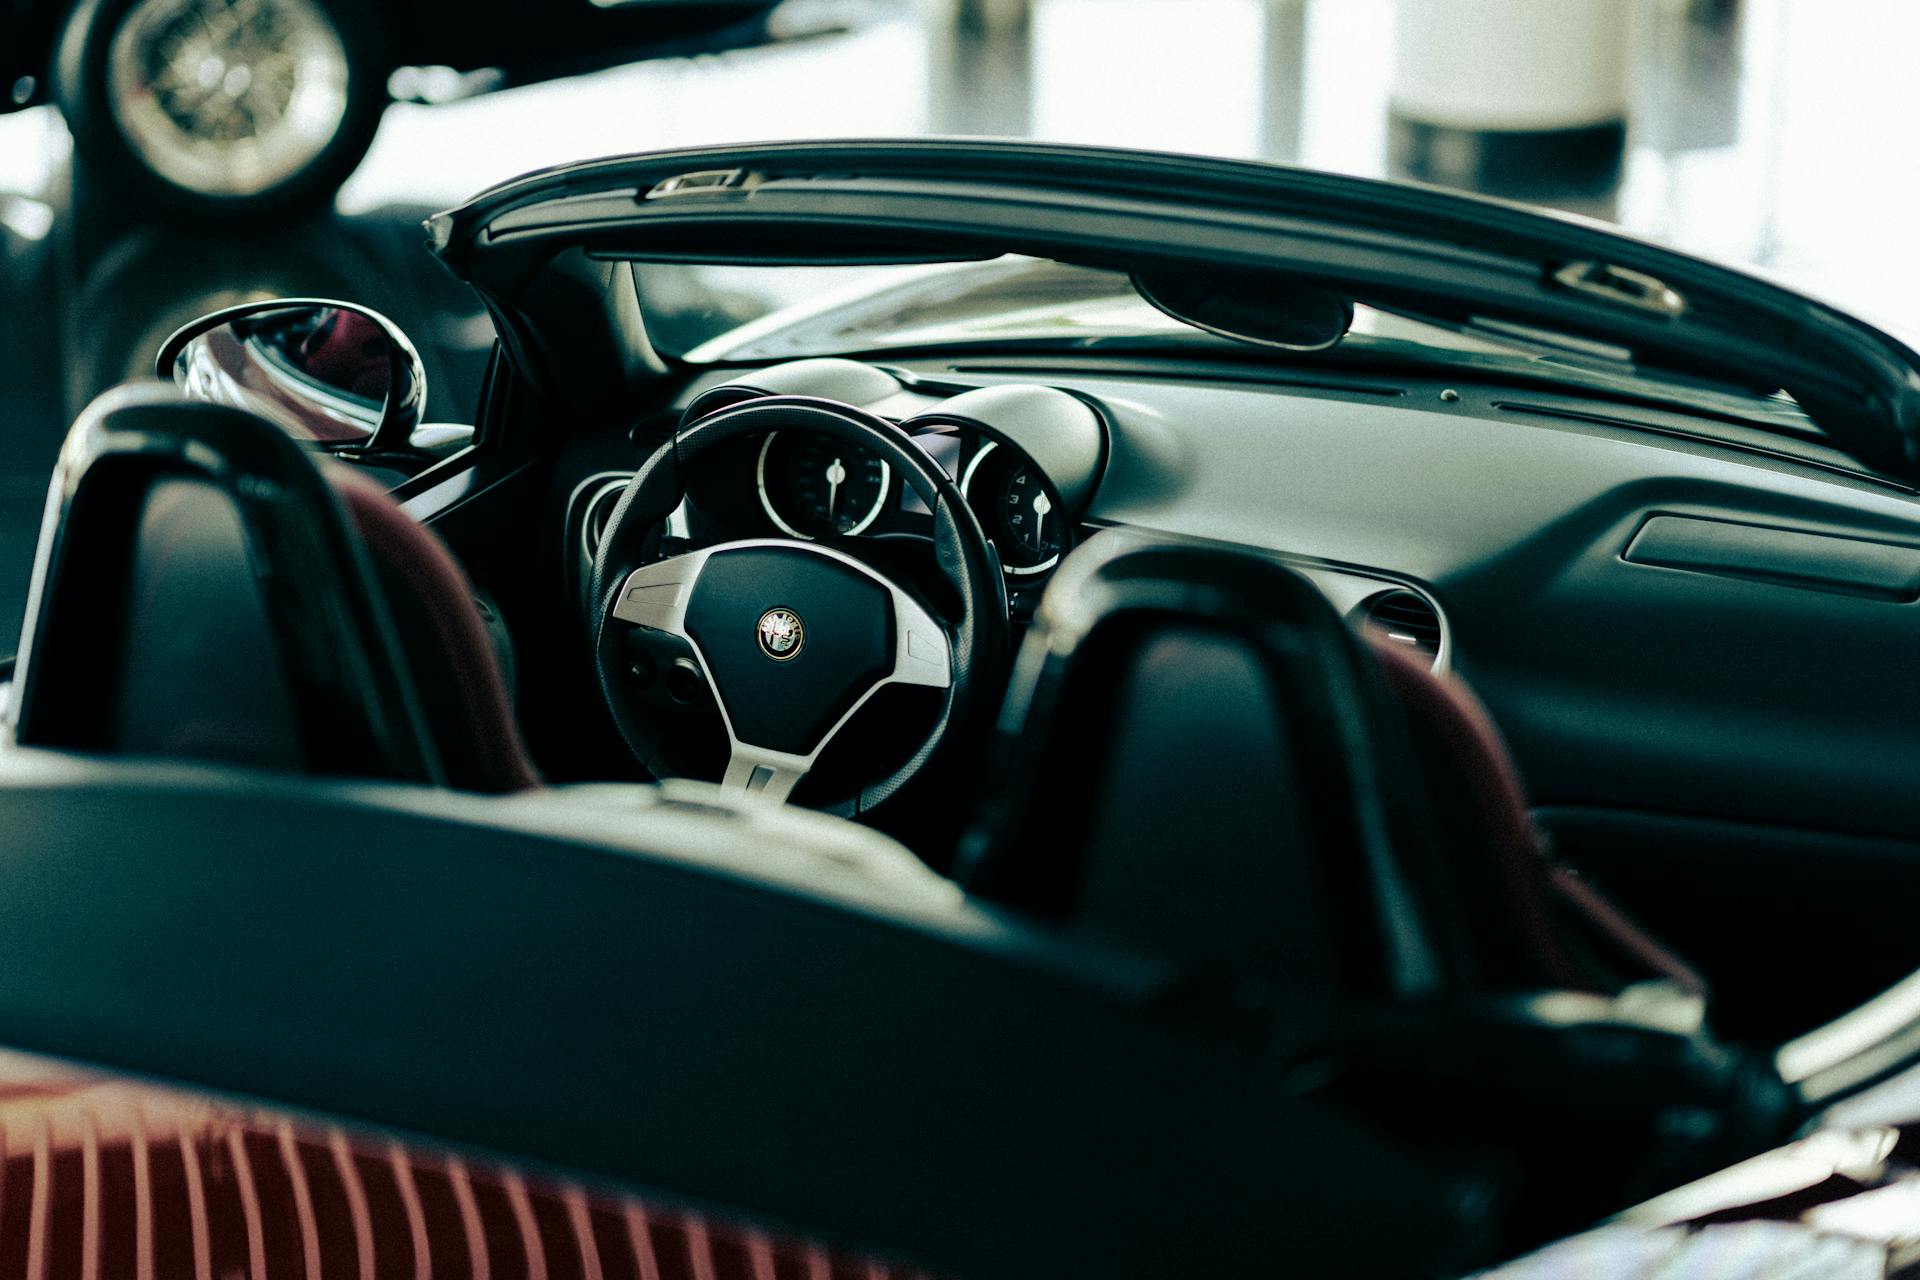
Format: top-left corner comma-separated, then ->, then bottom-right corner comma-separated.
1354,589 -> 1443,662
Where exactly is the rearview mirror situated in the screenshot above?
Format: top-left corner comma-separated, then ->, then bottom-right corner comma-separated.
157,300 -> 427,452
1132,266 -> 1354,352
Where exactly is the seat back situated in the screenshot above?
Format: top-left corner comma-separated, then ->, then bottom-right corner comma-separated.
960,535 -> 1470,1019
7,383 -> 442,784
109,473 -> 306,768
963,531 -> 1699,1002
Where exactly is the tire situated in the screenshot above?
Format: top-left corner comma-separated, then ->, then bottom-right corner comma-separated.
53,0 -> 392,218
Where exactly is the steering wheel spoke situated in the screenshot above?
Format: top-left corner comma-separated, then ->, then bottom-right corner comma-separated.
609,554 -> 700,632
721,743 -> 816,804
610,539 -> 953,803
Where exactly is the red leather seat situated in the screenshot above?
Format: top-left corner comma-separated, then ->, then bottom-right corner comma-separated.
1367,635 -> 1703,996
328,468 -> 541,795
10,386 -> 541,797
294,309 -> 393,403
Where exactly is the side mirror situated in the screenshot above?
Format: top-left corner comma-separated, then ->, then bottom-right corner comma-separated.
156,300 -> 429,453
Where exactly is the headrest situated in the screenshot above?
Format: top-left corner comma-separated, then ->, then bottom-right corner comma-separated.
7,382 -> 441,784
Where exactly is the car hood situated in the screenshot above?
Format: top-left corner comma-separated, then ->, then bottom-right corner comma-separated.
429,138 -> 1920,480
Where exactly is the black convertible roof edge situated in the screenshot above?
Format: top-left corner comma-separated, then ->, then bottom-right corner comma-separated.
426,138 -> 1920,482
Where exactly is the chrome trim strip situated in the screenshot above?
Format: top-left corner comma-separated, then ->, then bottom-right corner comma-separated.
1780,969 -> 1920,1100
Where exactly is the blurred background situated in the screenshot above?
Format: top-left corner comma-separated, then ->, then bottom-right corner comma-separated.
2,0 -> 1917,642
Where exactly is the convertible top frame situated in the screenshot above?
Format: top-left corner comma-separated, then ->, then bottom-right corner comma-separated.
426,139 -> 1920,481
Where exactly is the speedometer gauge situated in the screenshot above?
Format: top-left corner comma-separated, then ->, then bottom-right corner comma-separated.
756,432 -> 891,539
961,442 -> 1063,575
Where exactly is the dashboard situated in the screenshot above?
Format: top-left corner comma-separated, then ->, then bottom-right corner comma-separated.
535,345 -> 1920,1041
565,359 -> 1457,655
545,348 -> 1920,837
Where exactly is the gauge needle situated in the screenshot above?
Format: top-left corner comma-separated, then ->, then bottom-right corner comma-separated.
1032,488 -> 1052,544
825,457 -> 846,517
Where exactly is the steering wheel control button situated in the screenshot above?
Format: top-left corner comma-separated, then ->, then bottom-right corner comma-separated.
666,658 -> 707,704
757,608 -> 806,661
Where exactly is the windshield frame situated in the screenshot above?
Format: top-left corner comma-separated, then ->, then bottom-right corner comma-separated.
430,138 -> 1920,480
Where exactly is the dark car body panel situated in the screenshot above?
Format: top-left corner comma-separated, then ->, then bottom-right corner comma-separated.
382,0 -> 782,86
0,0 -> 783,111
0,750 -> 1485,1280
1,0 -> 63,105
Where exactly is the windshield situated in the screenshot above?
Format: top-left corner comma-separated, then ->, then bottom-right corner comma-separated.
638,256 -> 1807,430
642,258 -> 1168,359
645,256 -> 1588,366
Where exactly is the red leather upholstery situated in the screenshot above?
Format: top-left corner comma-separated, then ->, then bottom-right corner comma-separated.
0,1053 -> 925,1279
295,310 -> 392,404
1367,636 -> 1704,996
329,468 -> 541,795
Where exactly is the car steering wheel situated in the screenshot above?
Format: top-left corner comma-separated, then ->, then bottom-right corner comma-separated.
588,397 -> 1009,814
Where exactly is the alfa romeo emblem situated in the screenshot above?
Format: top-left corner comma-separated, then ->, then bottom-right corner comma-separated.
757,608 -> 805,661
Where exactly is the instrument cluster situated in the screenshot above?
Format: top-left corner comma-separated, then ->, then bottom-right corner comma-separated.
678,379 -> 1108,594
752,421 -> 1066,577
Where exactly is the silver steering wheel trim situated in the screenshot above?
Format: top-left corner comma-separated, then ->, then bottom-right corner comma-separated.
610,538 -> 953,804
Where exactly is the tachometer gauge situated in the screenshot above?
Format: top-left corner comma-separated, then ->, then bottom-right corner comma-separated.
756,432 -> 891,539
961,442 -> 1063,575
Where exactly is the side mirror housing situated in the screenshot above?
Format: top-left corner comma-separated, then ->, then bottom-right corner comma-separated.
157,299 -> 428,454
